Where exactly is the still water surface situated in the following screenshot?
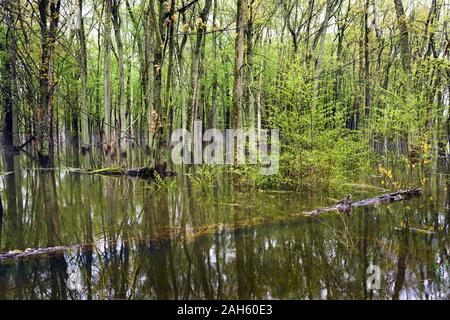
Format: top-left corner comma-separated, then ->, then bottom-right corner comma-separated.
0,147 -> 449,299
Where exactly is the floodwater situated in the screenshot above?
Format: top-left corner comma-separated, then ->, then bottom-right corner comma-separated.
0,145 -> 449,300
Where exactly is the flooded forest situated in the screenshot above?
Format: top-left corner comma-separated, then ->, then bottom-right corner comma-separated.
0,0 -> 450,300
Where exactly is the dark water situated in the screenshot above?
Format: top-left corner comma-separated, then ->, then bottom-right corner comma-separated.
0,148 -> 449,300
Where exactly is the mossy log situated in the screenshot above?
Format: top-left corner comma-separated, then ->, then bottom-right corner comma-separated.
304,188 -> 422,216
72,165 -> 176,180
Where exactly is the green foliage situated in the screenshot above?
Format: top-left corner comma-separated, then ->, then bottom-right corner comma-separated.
224,59 -> 372,192
189,164 -> 225,191
369,89 -> 422,140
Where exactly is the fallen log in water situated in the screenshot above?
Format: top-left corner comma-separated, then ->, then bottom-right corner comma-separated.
304,188 -> 422,216
0,245 -> 90,261
0,188 -> 422,262
70,165 -> 177,180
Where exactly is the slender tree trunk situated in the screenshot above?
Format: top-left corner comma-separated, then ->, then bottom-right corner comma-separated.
37,0 -> 61,163
335,2 -> 350,121
423,0 -> 438,59
284,1 -> 298,54
311,0 -> 335,109
94,25 -> 101,135
393,0 -> 411,75
198,38 -> 208,130
232,0 -> 246,130
305,0 -> 315,63
177,4 -> 189,129
256,28 -> 266,138
112,0 -> 126,155
148,0 -> 167,167
127,0 -> 149,143
165,0 -> 176,142
126,50 -> 132,140
245,0 -> 255,128
210,0 -> 219,128
103,0 -> 112,144
364,0 -> 371,118
77,0 -> 89,147
1,0 -> 18,147
187,0 -> 212,131
356,30 -> 364,130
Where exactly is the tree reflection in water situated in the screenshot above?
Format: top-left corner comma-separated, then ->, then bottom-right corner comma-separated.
0,151 -> 449,300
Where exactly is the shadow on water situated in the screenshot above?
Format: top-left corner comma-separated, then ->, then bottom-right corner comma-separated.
0,146 -> 449,300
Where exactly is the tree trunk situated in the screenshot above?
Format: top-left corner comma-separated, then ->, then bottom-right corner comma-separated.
210,0 -> 219,129
393,0 -> 411,75
112,0 -> 126,155
103,0 -> 112,144
334,2 -> 350,120
256,28 -> 266,138
232,0 -> 246,130
148,0 -> 166,167
187,0 -> 212,131
37,0 -> 61,163
245,0 -> 255,128
311,0 -> 336,109
364,0 -> 371,118
165,0 -> 176,142
95,27 -> 102,133
77,0 -> 89,147
1,0 -> 18,147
